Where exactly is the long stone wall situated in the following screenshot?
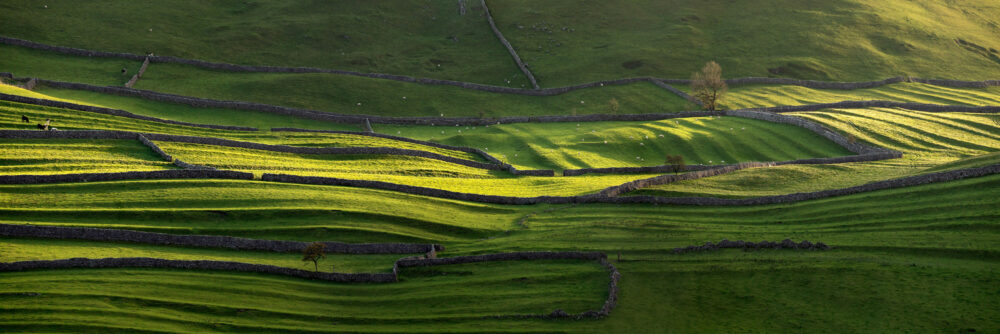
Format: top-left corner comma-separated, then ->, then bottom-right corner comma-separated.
4,36 -> 998,97
480,0 -> 539,89
671,239 -> 830,254
0,169 -> 253,184
29,77 -> 724,126
0,223 -> 440,254
0,257 -> 397,283
0,92 -> 259,131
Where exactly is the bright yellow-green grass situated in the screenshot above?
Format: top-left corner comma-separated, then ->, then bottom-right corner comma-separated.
377,116 -> 854,171
152,142 -> 662,196
0,99 -> 486,162
0,238 -> 405,274
636,108 -> 1000,197
155,141 -> 496,179
0,139 -> 175,175
717,82 -> 1000,110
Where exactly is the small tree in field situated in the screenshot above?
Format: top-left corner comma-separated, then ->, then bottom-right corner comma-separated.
665,154 -> 686,175
691,61 -> 727,111
302,242 -> 326,272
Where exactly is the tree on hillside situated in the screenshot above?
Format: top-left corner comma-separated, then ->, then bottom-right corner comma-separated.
691,61 -> 727,111
665,154 -> 686,175
302,242 -> 326,272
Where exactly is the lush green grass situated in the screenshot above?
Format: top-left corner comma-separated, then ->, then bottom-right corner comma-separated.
1,43 -> 691,118
0,99 -> 486,162
0,139 -> 175,175
0,260 -> 608,332
0,0 -> 526,85
33,86 -> 364,132
716,82 -> 1000,110
636,108 -> 999,197
0,179 -> 532,243
0,238 -> 405,274
1,172 -> 997,333
155,141 -> 497,178
490,0 -> 1000,85
377,116 -> 854,170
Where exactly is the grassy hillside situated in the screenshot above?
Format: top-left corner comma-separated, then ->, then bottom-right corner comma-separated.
490,0 -> 1000,85
0,139 -> 175,175
0,44 -> 691,118
1,172 -> 997,333
0,100 -> 486,162
376,116 -> 854,170
0,0 -> 526,85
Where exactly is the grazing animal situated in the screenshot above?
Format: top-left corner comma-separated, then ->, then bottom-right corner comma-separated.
121,67 -> 128,75
36,123 -> 45,130
21,115 -> 29,123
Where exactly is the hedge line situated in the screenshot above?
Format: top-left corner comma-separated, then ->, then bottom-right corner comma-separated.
0,223 -> 440,254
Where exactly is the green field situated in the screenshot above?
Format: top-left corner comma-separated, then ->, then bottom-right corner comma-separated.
635,108 -> 1000,197
1,1 -> 999,333
0,0 -> 527,85
377,116 -> 854,170
491,0 -> 1000,85
0,139 -> 175,175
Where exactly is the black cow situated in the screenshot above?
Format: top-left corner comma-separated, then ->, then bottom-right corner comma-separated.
36,123 -> 46,130
21,115 -> 29,123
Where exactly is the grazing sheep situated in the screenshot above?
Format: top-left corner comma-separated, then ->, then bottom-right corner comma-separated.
121,67 -> 128,75
21,115 -> 29,123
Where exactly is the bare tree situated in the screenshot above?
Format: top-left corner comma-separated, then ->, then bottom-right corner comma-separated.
665,154 -> 686,175
691,61 -> 727,111
302,242 -> 326,272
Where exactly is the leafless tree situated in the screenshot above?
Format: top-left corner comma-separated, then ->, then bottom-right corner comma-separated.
691,61 -> 727,111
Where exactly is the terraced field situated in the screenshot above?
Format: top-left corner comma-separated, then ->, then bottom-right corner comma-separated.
1,1 -> 999,333
0,139 -> 175,175
636,108 -> 1000,197
377,116 -> 854,170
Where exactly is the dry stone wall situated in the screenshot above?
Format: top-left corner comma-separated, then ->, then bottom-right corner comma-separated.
671,239 -> 830,254
0,257 -> 396,283
138,134 -> 172,161
480,0 -> 539,89
3,36 -> 998,97
0,170 -> 252,184
0,223 -> 440,254
0,92 -> 258,131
